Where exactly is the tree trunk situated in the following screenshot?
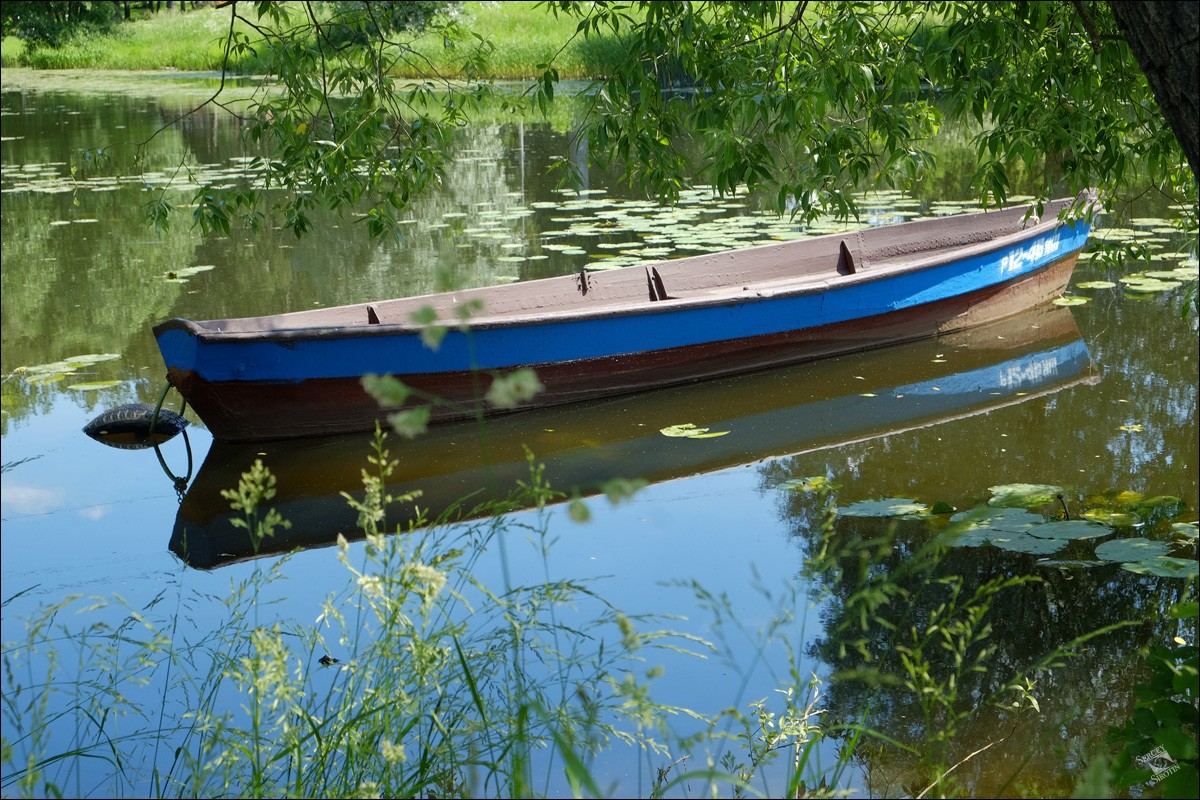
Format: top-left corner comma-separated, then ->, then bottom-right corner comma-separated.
1109,1 -> 1200,183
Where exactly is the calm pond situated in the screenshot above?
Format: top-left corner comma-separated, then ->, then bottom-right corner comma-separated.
1,72 -> 1197,797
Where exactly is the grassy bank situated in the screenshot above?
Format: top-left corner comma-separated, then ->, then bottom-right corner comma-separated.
0,2 -> 629,79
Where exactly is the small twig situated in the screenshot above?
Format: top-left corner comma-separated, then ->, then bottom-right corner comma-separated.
915,737 -> 1005,799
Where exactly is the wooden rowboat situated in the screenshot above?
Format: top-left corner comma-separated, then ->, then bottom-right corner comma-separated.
154,192 -> 1097,441
168,304 -> 1097,569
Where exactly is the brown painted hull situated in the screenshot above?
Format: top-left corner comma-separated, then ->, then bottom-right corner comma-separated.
169,254 -> 1078,441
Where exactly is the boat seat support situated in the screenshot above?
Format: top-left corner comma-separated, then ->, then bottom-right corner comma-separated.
838,240 -> 858,275
646,266 -> 670,301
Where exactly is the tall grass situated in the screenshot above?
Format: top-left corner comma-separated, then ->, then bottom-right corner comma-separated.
1,429 -> 842,798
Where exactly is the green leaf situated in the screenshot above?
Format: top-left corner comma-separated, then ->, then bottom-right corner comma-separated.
659,422 -> 730,439
387,406 -> 431,439
567,498 -> 591,523
361,374 -> 412,407
67,381 -> 120,391
988,483 -> 1065,508
838,498 -> 928,518
486,369 -> 544,409
599,477 -> 647,505
1170,601 -> 1199,619
782,476 -> 841,493
1123,557 -> 1199,579
1172,522 -> 1199,541
409,305 -> 447,350
1094,538 -> 1172,563
1025,520 -> 1112,541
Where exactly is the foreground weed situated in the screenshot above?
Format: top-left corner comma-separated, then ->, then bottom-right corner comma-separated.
2,428 -> 844,798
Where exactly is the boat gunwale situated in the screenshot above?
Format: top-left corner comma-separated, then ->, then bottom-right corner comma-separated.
154,198 -> 1091,344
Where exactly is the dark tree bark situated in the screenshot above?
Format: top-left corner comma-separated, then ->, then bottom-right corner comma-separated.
1109,1 -> 1200,183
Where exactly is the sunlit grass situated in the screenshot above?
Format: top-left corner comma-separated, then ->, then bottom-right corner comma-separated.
0,2 -> 633,79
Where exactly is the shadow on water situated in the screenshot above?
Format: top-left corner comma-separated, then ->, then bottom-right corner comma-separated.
167,304 -> 1096,569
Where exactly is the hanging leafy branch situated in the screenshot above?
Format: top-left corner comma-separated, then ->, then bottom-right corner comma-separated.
539,1 -> 1195,223
146,0 -> 499,240
143,1 -> 1196,241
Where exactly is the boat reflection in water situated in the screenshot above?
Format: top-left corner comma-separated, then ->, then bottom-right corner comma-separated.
171,304 -> 1097,569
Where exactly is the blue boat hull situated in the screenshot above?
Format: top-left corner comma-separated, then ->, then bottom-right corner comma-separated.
157,227 -> 1086,440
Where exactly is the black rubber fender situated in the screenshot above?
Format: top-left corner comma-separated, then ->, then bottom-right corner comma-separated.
83,402 -> 189,450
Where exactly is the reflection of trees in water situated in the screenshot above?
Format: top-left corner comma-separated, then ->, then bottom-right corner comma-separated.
757,472 -> 1188,797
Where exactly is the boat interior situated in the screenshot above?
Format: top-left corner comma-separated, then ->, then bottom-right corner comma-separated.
186,196 -> 1084,335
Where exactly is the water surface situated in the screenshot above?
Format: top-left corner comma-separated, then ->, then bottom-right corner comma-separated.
1,76 -> 1197,797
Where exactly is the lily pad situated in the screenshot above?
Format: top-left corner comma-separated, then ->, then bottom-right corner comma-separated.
781,476 -> 840,493
68,380 -> 121,391
1171,522 -> 1198,541
1076,280 -> 1117,290
25,372 -> 67,385
990,535 -> 1067,555
1122,557 -> 1199,579
1129,495 -> 1185,522
1024,519 -> 1111,541
1094,537 -> 1172,562
659,423 -> 730,439
951,506 -> 1045,531
1144,269 -> 1196,281
1052,296 -> 1089,306
838,498 -> 928,517
1081,509 -> 1143,527
1119,276 -> 1182,292
988,483 -> 1065,508
1036,559 -> 1107,570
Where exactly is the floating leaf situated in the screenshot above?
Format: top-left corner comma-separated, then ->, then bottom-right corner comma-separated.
1094,537 -> 1171,562
1036,559 -> 1107,570
1171,522 -> 1198,541
1052,296 -> 1088,306
1119,276 -> 1182,292
1076,280 -> 1117,290
68,380 -> 120,391
1081,509 -> 1143,528
990,535 -> 1066,555
25,372 -> 67,385
781,476 -> 840,493
1118,423 -> 1143,432
1024,519 -> 1111,541
988,483 -> 1064,508
1129,496 -> 1185,521
838,498 -> 928,517
951,506 -> 1045,530
1144,269 -> 1193,280
659,422 -> 730,439
62,353 -> 120,367
1122,557 -> 1199,579
929,500 -> 956,515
